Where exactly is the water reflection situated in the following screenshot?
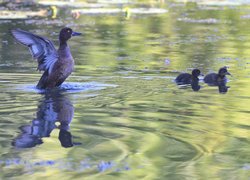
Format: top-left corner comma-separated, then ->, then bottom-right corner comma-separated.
12,91 -> 74,148
176,80 -> 201,92
218,83 -> 229,94
177,80 -> 229,93
207,81 -> 230,94
191,80 -> 201,91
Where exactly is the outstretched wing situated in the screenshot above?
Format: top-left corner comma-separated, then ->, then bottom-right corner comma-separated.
11,29 -> 58,74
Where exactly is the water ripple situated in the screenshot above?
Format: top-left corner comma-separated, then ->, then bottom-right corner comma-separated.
16,82 -> 118,94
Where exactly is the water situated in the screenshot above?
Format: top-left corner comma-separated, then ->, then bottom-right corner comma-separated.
0,1 -> 250,179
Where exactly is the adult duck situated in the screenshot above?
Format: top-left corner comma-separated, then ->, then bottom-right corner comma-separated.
11,27 -> 81,89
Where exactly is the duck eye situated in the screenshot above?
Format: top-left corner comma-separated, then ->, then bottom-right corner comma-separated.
67,30 -> 70,33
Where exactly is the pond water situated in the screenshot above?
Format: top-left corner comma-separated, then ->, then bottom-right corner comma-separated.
1,1 -> 250,179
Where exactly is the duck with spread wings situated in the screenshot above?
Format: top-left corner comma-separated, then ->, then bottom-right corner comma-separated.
11,27 -> 81,89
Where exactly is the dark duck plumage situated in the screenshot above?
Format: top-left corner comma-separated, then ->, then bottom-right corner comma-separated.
204,67 -> 231,85
11,27 -> 81,89
175,69 -> 202,85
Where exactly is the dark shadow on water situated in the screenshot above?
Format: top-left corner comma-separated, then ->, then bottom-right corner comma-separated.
12,90 -> 76,148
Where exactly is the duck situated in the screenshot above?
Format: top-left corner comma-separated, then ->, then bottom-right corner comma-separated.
11,27 -> 81,89
204,67 -> 231,85
175,69 -> 202,85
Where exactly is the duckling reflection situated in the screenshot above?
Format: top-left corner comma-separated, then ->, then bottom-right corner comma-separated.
191,80 -> 201,91
203,80 -> 229,94
12,91 -> 74,148
175,80 -> 201,91
218,82 -> 230,94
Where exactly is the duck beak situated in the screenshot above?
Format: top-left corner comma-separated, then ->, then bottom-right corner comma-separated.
72,31 -> 82,36
226,72 -> 232,76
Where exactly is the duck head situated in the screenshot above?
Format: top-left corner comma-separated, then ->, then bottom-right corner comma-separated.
192,69 -> 202,77
218,67 -> 231,77
59,27 -> 81,42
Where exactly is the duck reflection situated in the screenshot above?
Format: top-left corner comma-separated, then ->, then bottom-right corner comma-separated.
176,80 -> 201,92
215,81 -> 230,94
204,81 -> 229,94
191,80 -> 201,91
12,91 -> 74,148
218,82 -> 229,94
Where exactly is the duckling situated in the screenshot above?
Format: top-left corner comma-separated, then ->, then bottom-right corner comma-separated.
11,27 -> 81,89
204,67 -> 231,85
175,69 -> 202,85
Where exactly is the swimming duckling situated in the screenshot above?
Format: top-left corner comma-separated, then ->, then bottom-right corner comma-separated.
11,27 -> 81,89
175,69 -> 202,85
204,67 -> 231,85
